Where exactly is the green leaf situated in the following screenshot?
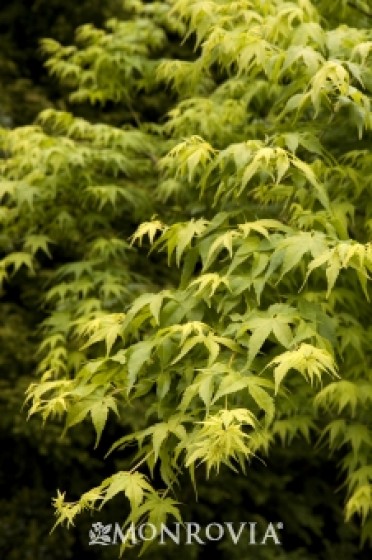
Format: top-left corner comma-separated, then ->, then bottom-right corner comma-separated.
91,403 -> 109,448
127,341 -> 154,389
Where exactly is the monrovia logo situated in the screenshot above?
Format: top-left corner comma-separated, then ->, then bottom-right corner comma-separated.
88,521 -> 284,547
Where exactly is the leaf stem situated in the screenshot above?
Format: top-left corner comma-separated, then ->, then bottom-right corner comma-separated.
129,450 -> 154,473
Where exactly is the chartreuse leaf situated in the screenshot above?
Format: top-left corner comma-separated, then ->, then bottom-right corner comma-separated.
130,220 -> 166,246
268,343 -> 338,393
127,340 -> 155,390
183,408 -> 257,477
100,471 -> 154,508
90,396 -> 119,448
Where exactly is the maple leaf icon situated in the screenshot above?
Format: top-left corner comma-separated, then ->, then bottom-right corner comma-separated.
89,522 -> 112,545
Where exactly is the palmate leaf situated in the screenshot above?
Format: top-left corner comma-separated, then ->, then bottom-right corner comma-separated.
2,252 -> 35,275
179,366 -> 221,410
170,330 -> 240,370
238,219 -> 291,239
90,396 -> 119,448
183,408 -> 257,477
130,220 -> 166,246
346,485 -> 372,523
270,231 -> 329,283
348,466 -> 372,494
314,380 -> 360,416
23,234 -> 53,257
234,304 -> 298,364
79,313 -> 125,355
247,380 -> 275,427
188,272 -> 230,300
151,219 -> 209,266
272,415 -> 317,445
305,241 -> 372,298
267,343 -> 338,393
211,371 -> 250,404
85,185 -> 140,210
127,340 -> 155,390
100,471 -> 154,509
160,135 -> 216,183
112,291 -> 177,344
206,370 -> 275,425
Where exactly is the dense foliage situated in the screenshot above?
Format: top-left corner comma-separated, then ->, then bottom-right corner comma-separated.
0,0 -> 124,126
1,0 -> 372,557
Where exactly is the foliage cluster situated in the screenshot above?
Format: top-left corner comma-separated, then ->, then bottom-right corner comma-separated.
1,0 -> 372,557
